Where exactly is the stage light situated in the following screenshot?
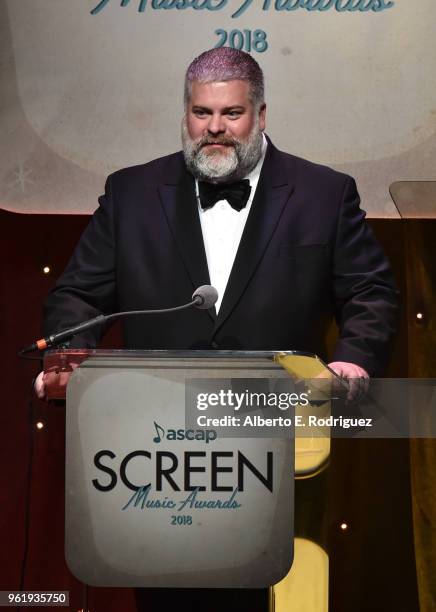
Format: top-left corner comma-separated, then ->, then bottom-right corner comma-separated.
42,266 -> 51,274
416,312 -> 423,320
36,421 -> 44,430
340,522 -> 348,531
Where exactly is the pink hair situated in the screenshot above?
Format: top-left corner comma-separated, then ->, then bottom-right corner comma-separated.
184,47 -> 264,108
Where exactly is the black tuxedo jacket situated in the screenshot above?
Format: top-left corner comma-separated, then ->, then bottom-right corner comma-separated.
43,139 -> 399,376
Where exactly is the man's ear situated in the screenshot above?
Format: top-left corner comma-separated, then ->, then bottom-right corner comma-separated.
259,103 -> 266,131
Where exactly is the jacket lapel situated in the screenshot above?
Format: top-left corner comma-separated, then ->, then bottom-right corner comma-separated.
214,142 -> 295,333
158,155 -> 215,321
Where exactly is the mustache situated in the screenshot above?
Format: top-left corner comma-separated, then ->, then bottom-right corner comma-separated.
195,136 -> 238,151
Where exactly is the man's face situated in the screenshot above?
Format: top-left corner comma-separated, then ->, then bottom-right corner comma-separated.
182,79 -> 266,183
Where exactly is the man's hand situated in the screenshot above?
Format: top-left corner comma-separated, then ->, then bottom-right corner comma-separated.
328,361 -> 369,402
34,371 -> 46,400
34,364 -> 79,401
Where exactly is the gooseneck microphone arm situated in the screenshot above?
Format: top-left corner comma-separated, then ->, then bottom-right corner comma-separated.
19,285 -> 218,355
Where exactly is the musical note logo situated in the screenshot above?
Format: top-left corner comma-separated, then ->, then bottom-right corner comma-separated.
153,421 -> 165,443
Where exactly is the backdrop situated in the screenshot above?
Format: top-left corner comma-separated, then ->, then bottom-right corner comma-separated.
1,0 -> 436,216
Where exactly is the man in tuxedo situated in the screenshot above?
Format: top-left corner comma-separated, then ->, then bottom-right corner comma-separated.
35,47 -> 398,611
37,46 -> 398,401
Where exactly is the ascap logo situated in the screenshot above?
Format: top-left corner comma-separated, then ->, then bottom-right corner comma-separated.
153,421 -> 217,444
92,423 -> 273,493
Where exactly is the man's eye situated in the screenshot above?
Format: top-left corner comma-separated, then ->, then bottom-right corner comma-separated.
227,111 -> 241,118
194,110 -> 207,117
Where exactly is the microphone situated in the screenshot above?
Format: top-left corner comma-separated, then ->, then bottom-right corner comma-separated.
19,286 -> 218,355
192,285 -> 218,310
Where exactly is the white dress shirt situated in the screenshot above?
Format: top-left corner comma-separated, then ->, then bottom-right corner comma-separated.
197,134 -> 268,312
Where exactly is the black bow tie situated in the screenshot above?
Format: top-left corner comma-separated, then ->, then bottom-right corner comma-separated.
198,179 -> 252,212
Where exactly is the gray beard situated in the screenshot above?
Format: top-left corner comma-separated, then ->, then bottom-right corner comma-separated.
181,118 -> 263,184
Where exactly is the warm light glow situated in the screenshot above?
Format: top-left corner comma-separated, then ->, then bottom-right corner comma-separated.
273,538 -> 328,612
42,266 -> 50,274
340,522 -> 348,531
36,421 -> 44,430
416,312 -> 423,320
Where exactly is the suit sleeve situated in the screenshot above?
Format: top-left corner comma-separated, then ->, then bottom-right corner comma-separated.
331,177 -> 399,376
43,176 -> 117,348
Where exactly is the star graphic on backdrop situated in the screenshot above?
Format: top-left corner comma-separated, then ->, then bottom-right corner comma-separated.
8,162 -> 34,193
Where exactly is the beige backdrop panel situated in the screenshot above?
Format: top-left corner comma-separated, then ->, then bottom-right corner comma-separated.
1,0 -> 435,216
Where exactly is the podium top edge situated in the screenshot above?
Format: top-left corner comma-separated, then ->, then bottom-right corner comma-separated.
45,349 -> 319,359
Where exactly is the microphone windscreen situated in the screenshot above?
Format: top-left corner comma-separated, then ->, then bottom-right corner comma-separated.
192,285 -> 218,310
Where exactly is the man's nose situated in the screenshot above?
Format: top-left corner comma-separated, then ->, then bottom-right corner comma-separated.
207,114 -> 225,135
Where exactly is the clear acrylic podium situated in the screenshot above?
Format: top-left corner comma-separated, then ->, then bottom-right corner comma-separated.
44,349 -> 337,590
389,181 -> 436,218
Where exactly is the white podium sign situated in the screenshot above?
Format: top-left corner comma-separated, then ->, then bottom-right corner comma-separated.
65,354 -> 294,587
